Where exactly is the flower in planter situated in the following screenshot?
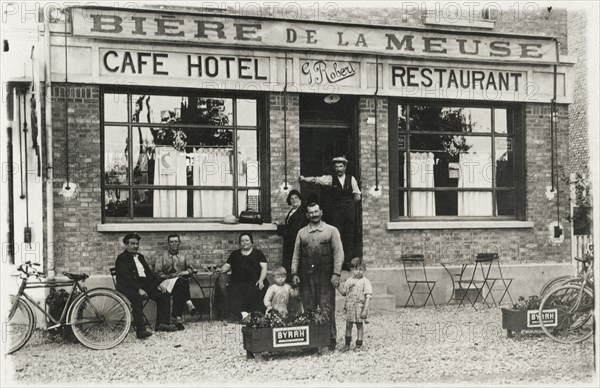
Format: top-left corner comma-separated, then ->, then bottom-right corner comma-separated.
512,295 -> 542,311
242,308 -> 330,328
512,294 -> 561,311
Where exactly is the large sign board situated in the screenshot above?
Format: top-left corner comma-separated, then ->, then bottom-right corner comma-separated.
71,6 -> 558,64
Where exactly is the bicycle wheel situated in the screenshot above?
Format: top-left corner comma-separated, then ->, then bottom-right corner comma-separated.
539,284 -> 594,344
5,296 -> 35,354
69,289 -> 131,350
539,275 -> 578,297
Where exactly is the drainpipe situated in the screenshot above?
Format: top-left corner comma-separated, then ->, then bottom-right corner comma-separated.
552,39 -> 562,239
44,7 -> 55,280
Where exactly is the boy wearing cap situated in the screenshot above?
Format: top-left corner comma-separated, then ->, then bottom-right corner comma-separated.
115,233 -> 175,338
299,156 -> 361,270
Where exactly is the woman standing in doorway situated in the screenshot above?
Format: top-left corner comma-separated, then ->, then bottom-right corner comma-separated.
277,190 -> 308,282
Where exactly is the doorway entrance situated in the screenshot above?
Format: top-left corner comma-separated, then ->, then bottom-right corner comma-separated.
299,94 -> 362,258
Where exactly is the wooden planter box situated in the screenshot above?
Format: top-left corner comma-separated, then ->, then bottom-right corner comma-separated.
242,324 -> 330,361
501,308 -> 558,339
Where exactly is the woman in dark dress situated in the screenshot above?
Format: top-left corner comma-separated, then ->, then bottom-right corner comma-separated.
217,232 -> 268,321
277,190 -> 309,282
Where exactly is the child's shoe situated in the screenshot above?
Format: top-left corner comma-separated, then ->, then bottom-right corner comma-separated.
340,344 -> 351,352
354,340 -> 363,351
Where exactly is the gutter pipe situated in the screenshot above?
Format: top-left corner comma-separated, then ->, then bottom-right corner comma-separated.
44,7 -> 55,280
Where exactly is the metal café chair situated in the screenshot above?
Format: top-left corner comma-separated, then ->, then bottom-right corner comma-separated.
401,253 -> 437,308
188,268 -> 220,321
456,255 -> 494,309
477,253 -> 514,306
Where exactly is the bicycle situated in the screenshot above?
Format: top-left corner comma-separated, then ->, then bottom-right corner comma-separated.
539,243 -> 594,297
5,261 -> 132,354
538,254 -> 594,344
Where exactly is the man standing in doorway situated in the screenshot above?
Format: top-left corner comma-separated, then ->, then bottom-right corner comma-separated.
299,156 -> 361,270
292,202 -> 344,351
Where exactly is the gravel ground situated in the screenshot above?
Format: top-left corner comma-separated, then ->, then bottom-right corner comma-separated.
3,305 -> 597,387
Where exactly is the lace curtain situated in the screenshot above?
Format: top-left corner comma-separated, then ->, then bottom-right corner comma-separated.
458,152 -> 493,216
153,147 -> 187,217
404,152 -> 436,216
192,147 -> 234,217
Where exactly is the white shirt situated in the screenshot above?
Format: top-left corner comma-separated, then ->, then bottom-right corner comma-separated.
132,254 -> 146,277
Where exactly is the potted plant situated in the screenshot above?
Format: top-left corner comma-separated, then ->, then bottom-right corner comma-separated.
241,309 -> 331,361
45,288 -> 75,341
501,295 -> 558,339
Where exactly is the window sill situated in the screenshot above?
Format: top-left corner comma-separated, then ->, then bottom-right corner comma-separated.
386,221 -> 534,230
97,223 -> 278,232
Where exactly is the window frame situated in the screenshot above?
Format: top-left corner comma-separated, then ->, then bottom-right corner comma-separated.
100,86 -> 270,223
388,98 -> 525,221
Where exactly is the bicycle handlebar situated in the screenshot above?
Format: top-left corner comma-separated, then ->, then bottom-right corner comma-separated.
17,262 -> 46,278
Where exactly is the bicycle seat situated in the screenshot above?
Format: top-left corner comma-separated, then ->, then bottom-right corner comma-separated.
63,272 -> 89,281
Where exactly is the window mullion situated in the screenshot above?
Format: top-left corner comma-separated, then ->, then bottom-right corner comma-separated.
232,100 -> 239,215
127,94 -> 134,219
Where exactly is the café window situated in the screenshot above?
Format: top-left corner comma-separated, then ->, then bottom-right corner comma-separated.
389,101 -> 524,220
102,90 -> 265,221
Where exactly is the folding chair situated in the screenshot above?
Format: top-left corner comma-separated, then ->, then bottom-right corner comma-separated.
477,253 -> 514,306
401,254 -> 437,308
109,267 -> 151,329
456,256 -> 494,309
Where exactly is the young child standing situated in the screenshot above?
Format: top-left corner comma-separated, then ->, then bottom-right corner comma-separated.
337,257 -> 372,351
264,266 -> 298,314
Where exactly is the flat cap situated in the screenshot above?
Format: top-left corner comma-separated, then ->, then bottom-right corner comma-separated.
123,233 -> 141,244
332,156 -> 348,164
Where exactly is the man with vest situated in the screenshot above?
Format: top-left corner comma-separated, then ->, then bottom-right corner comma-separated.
299,156 -> 361,270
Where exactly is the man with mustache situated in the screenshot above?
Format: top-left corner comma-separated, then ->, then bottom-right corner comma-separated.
291,202 -> 344,351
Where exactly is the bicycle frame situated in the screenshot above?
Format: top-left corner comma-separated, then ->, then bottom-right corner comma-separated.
11,275 -> 90,330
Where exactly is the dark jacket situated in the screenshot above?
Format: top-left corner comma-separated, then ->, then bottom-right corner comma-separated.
278,205 -> 309,262
115,250 -> 159,294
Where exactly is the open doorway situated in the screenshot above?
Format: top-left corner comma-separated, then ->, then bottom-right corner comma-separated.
299,94 -> 362,259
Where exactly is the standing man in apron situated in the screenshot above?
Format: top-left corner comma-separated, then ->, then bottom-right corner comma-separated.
292,202 -> 344,351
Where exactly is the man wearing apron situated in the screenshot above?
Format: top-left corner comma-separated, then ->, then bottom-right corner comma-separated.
300,156 -> 361,270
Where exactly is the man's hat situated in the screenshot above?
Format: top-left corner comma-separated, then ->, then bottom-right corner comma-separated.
332,156 -> 348,164
123,233 -> 141,244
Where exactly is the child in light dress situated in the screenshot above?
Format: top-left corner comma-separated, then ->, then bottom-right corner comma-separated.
263,266 -> 299,314
336,257 -> 372,351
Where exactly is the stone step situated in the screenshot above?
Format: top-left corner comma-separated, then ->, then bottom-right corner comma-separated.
335,293 -> 396,310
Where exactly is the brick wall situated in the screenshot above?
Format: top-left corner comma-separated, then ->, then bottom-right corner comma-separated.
567,10 -> 589,177
269,93 -> 301,223
48,5 -> 574,273
50,87 -> 571,273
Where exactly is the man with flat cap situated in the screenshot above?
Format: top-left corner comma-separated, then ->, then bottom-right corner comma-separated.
300,155 -> 361,270
115,233 -> 175,339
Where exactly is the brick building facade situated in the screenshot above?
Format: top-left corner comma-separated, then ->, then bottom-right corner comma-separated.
5,4 -> 581,304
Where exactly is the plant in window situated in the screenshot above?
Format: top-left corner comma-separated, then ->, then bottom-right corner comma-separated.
152,110 -> 188,151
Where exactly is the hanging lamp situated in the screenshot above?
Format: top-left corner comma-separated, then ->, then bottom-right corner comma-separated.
59,9 -> 79,199
279,53 -> 291,195
369,56 -> 382,198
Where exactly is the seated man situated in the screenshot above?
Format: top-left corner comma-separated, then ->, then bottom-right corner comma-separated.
115,233 -> 175,338
153,234 -> 198,331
